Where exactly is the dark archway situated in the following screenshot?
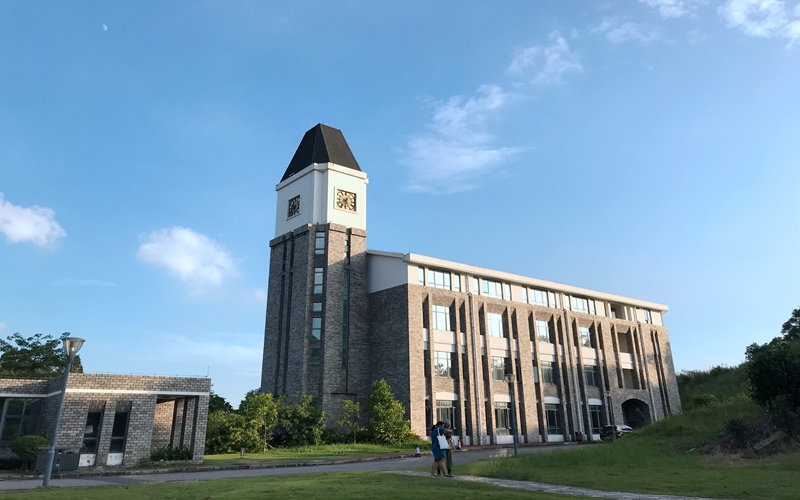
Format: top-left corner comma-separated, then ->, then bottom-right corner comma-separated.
621,399 -> 650,429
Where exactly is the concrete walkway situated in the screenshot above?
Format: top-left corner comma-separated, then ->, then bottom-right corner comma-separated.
387,470 -> 724,500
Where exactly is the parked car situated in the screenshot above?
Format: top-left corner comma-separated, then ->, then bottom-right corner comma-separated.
600,424 -> 633,440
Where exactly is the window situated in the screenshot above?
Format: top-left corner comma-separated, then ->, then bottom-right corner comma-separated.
503,283 -> 511,300
0,398 -> 41,443
487,313 -> 503,338
434,351 -> 452,378
573,297 -> 589,314
432,305 -> 451,331
532,364 -> 540,383
495,402 -> 510,435
428,269 -> 451,290
312,302 -> 322,312
584,365 -> 599,387
436,400 -> 455,426
521,288 -> 528,303
541,361 -> 556,384
530,289 -> 548,307
549,292 -> 557,308
311,317 -> 322,340
109,411 -> 129,453
589,405 -> 603,435
344,238 -> 349,260
545,404 -> 562,435
314,231 -> 326,255
481,279 -> 502,298
471,277 -> 479,293
536,320 -> 552,343
579,326 -> 592,348
453,275 -> 461,292
644,309 -> 652,324
313,267 -> 324,294
82,411 -> 103,453
563,295 -> 571,311
589,300 -> 596,315
492,356 -> 507,381
418,267 -> 425,285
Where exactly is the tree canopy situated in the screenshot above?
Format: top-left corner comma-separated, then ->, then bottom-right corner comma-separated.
365,379 -> 412,444
0,332 -> 83,378
781,306 -> 800,341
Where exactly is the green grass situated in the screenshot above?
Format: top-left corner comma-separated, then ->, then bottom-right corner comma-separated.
0,471 -> 595,500
203,443 -> 427,466
460,398 -> 800,499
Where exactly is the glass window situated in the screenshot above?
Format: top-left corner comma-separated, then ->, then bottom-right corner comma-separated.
584,365 -> 599,387
311,317 -> 322,340
453,275 -> 461,293
536,320 -> 552,343
432,305 -> 451,331
589,300 -> 596,315
541,361 -> 556,384
313,267 -> 324,294
487,313 -> 503,338
434,351 -> 452,378
418,267 -> 425,285
545,404 -> 562,435
532,364 -> 540,383
81,411 -> 103,454
314,231 -> 326,255
428,269 -> 451,290
644,309 -> 652,324
0,398 -> 41,443
573,297 -> 589,314
521,287 -> 527,303
109,412 -> 129,453
471,277 -> 479,293
530,289 -> 548,307
495,402 -> 510,435
481,279 -> 502,298
344,238 -> 349,260
563,295 -> 571,311
436,400 -> 455,426
549,292 -> 557,308
491,357 -> 507,381
579,326 -> 592,348
502,283 -> 511,300
589,405 -> 603,434
312,302 -> 322,312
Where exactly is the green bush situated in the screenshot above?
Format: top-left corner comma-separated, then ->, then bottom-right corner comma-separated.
11,435 -> 48,469
150,445 -> 192,462
689,393 -> 719,408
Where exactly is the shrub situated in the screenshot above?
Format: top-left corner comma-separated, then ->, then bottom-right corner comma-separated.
150,445 -> 192,462
11,435 -> 48,469
365,379 -> 414,444
689,394 -> 719,409
272,395 -> 326,447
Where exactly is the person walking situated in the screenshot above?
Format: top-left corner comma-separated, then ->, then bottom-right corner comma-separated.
443,420 -> 454,475
430,421 -> 453,478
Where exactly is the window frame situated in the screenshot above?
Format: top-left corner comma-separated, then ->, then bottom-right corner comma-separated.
434,350 -> 453,378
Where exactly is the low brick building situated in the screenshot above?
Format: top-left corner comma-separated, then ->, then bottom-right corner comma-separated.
0,374 -> 210,467
261,124 -> 682,445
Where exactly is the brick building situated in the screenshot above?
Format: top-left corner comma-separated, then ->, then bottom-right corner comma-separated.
261,124 -> 681,445
0,374 -> 210,467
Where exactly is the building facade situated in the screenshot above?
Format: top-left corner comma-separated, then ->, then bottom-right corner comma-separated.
261,124 -> 681,444
0,374 -> 210,467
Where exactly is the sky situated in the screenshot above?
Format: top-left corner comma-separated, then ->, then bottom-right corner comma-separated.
1,0 -> 799,405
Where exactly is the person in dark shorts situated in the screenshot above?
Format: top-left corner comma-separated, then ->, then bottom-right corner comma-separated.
430,421 -> 452,478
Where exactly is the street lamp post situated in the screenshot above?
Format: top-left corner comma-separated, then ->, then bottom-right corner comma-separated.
42,337 -> 85,488
504,374 -> 518,457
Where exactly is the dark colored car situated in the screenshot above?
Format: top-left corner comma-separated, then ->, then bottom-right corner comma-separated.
600,424 -> 633,440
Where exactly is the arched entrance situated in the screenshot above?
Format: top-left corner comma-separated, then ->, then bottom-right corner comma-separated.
621,399 -> 650,429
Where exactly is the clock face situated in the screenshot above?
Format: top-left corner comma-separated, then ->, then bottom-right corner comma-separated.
287,195 -> 301,218
335,189 -> 357,212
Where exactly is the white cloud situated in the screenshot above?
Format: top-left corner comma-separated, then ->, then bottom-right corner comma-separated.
718,0 -> 800,43
507,32 -> 583,85
593,17 -> 665,44
136,226 -> 238,291
404,85 -> 525,194
640,0 -> 707,19
0,193 -> 66,247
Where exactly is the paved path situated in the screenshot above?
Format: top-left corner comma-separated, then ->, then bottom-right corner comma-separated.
388,471 -> 723,500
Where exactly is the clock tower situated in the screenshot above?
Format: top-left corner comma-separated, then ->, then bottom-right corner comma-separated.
262,124 -> 370,422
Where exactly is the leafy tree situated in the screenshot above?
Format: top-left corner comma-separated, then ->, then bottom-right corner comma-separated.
208,390 -> 233,414
781,306 -> 800,341
365,379 -> 411,444
337,399 -> 365,444
12,435 -> 49,469
0,332 -> 83,378
204,411 -> 254,454
745,338 -> 800,439
272,394 -> 326,447
238,390 -> 279,452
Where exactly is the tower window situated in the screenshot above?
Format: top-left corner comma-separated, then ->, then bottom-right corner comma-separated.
315,232 -> 325,255
314,268 -> 324,294
432,305 -> 452,331
311,317 -> 322,340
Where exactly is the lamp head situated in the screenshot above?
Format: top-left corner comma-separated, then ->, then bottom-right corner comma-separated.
504,374 -> 513,383
63,337 -> 85,360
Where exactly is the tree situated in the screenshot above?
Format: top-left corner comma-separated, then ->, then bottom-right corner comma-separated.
745,338 -> 800,439
209,390 -> 233,414
337,399 -> 365,444
0,332 -> 83,378
781,306 -> 800,341
272,394 -> 326,447
238,390 -> 279,452
365,379 -> 412,444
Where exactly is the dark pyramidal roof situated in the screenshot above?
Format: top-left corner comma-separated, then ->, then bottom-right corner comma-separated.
281,124 -> 361,182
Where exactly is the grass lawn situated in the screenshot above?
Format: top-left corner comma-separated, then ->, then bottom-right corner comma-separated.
203,443 -> 427,466
460,400 -> 800,500
1,472 -> 595,500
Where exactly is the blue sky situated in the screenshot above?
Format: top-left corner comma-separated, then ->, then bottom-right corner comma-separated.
1,0 -> 799,405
